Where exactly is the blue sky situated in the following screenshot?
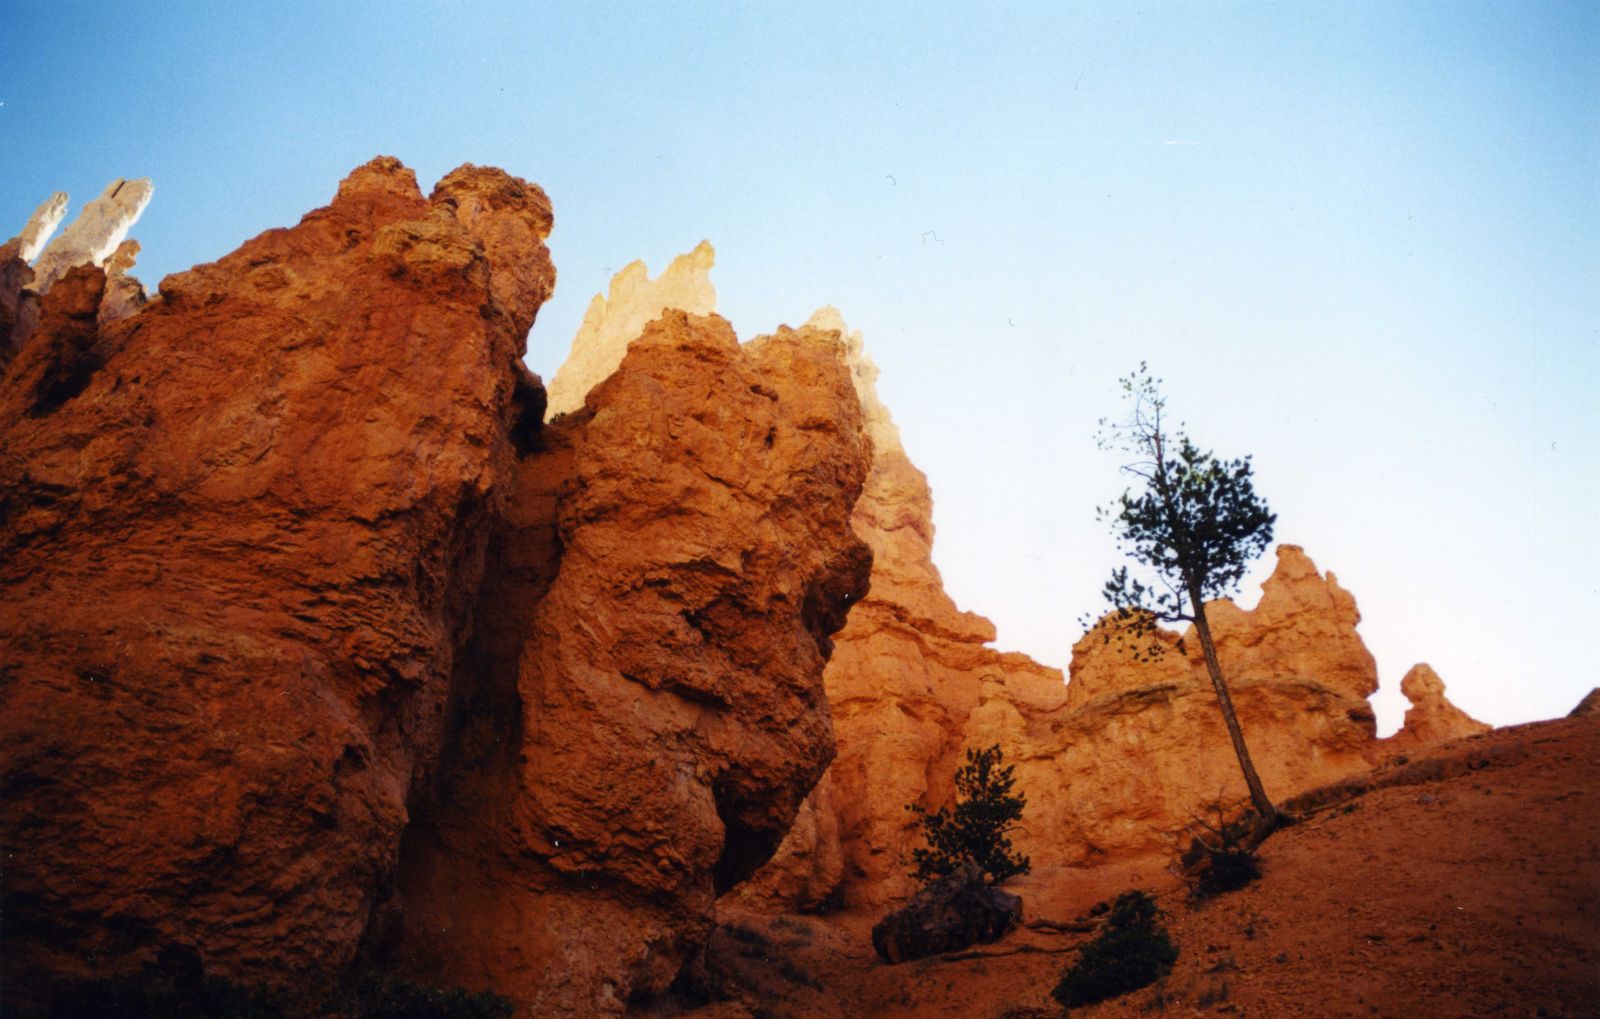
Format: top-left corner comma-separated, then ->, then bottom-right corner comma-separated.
3,2 -> 1596,730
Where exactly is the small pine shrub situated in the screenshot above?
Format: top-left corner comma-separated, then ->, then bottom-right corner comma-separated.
351,976 -> 514,1019
1052,891 -> 1178,1008
1197,846 -> 1261,899
906,744 -> 1030,884
1180,798 -> 1264,900
41,946 -> 286,1019
44,976 -> 285,1019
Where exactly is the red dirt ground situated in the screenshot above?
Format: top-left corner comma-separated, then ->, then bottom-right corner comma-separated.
668,714 -> 1600,1019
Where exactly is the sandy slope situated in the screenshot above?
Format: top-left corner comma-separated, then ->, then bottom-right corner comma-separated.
673,714 -> 1600,1019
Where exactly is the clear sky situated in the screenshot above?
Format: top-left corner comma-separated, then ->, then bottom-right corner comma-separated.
3,2 -> 1595,731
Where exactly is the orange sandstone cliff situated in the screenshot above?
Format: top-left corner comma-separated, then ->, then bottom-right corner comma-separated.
391,310 -> 871,1014
0,163 -> 871,1015
522,248 -> 1492,917
0,176 -> 1499,1016
1,158 -> 554,995
743,315 -> 1491,909
752,529 -> 1490,909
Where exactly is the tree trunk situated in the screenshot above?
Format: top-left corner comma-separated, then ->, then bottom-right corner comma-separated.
1188,584 -> 1279,824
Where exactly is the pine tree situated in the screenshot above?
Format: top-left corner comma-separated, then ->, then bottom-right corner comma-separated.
1089,363 -> 1284,828
907,744 -> 1030,884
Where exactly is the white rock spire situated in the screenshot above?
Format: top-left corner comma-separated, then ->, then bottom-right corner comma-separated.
32,178 -> 153,291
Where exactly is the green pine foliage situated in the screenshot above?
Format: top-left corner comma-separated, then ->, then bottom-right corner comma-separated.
1085,362 -> 1284,825
1085,362 -> 1276,660
1052,890 -> 1179,1008
349,976 -> 514,1019
41,974 -> 286,1019
907,744 -> 1030,885
36,970 -> 514,1019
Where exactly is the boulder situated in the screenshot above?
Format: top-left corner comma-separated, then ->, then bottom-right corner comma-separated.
870,863 -> 1022,964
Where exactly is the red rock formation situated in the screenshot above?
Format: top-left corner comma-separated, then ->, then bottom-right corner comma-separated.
0,239 -> 40,368
2,161 -> 1500,1010
2,166 -> 874,1014
393,311 -> 871,1015
0,157 -> 554,998
966,547 -> 1393,872
742,310 -> 1064,911
1,182 -> 152,363
747,356 -> 1492,908
1389,663 -> 1491,749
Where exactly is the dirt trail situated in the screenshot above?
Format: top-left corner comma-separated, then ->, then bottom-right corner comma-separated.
676,715 -> 1600,1018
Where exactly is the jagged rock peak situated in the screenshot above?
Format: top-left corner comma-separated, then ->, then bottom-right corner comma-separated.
0,156 -> 555,999
32,178 -> 153,291
97,239 -> 148,325
1394,663 -> 1490,747
1070,544 -> 1379,710
806,306 -> 904,458
12,192 -> 68,262
545,239 -> 716,417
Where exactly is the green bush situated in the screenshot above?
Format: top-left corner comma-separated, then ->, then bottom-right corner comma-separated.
906,744 -> 1030,884
350,976 -> 514,1019
1196,846 -> 1261,899
39,946 -> 285,1019
1052,891 -> 1178,1008
43,974 -> 286,1018
33,952 -> 513,1019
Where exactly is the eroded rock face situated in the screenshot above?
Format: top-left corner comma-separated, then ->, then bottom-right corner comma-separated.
3,188 -> 869,1013
544,239 -> 716,417
744,309 -> 1063,910
965,547 -> 1388,871
1390,663 -> 1491,749
16,191 -> 68,262
746,327 -> 1491,908
97,238 -> 148,324
32,177 -> 153,291
4,183 -> 150,368
393,310 -> 872,1015
1,241 -> 39,367
0,157 -> 554,998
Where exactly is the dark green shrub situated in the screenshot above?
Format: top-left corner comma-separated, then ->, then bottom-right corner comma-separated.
43,974 -> 286,1018
1052,891 -> 1178,1008
40,947 -> 286,1018
1196,847 -> 1261,898
351,976 -> 514,1019
1180,799 -> 1264,899
906,744 -> 1030,884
